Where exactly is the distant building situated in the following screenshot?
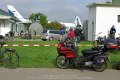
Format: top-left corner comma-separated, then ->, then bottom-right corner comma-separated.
86,3 -> 120,41
0,8 -> 23,36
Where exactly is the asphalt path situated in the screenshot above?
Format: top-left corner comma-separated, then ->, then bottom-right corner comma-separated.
0,68 -> 120,80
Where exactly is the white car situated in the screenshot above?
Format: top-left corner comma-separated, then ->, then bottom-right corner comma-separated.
41,29 -> 68,41
41,30 -> 61,41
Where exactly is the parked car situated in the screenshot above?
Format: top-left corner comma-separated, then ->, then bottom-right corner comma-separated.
41,30 -> 63,41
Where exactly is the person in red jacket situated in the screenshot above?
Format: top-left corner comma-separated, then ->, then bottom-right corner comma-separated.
66,28 -> 78,54
68,28 -> 76,43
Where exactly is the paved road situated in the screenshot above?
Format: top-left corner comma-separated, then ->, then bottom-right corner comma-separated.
0,68 -> 119,80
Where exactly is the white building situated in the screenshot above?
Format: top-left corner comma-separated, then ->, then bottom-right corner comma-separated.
0,9 -> 24,36
86,3 -> 120,41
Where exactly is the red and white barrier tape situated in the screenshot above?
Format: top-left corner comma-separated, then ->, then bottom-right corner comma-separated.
3,44 -> 92,47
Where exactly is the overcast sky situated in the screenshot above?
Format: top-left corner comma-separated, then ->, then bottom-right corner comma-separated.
0,0 -> 112,23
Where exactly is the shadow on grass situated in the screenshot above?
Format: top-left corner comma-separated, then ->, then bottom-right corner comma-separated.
51,57 -> 57,68
109,61 -> 118,69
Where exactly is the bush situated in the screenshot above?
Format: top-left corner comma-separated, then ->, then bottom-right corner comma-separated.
0,35 -> 4,39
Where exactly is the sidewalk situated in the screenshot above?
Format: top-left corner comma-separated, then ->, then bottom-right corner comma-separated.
0,68 -> 120,80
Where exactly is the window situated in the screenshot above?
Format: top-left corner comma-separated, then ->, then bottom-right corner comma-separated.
49,30 -> 59,34
118,15 -> 120,22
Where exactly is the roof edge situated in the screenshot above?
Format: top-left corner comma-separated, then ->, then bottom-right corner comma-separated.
87,3 -> 120,7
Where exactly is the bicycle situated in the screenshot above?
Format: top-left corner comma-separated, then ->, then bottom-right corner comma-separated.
0,42 -> 19,69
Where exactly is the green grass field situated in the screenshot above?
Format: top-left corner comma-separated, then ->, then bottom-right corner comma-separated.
4,40 -> 120,69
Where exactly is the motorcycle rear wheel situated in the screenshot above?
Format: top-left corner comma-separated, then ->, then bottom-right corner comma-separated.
94,62 -> 107,72
56,55 -> 69,69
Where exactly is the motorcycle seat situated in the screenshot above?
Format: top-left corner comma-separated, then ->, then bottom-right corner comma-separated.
82,49 -> 100,56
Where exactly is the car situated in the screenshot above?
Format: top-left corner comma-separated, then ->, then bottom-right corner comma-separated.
41,30 -> 61,41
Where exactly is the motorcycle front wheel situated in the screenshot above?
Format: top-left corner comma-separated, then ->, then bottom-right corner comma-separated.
56,55 -> 69,69
94,62 -> 107,72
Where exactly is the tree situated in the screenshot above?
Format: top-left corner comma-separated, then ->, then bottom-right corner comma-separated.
29,13 -> 63,30
37,13 -> 48,28
47,21 -> 63,30
29,12 -> 48,28
29,13 -> 36,22
23,23 -> 31,31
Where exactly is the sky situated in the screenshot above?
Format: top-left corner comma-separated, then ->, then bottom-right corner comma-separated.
0,0 -> 112,23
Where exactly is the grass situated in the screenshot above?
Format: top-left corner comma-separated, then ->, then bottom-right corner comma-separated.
5,46 -> 58,68
6,40 -> 92,45
4,40 -> 120,69
108,51 -> 120,69
6,40 -> 59,44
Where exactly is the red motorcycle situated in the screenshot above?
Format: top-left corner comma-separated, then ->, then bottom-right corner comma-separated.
56,37 -> 111,72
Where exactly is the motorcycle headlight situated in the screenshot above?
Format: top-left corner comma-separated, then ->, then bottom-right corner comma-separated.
97,58 -> 105,63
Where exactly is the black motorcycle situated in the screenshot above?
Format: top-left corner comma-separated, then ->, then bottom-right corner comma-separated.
56,37 -> 111,72
104,38 -> 118,51
116,34 -> 120,50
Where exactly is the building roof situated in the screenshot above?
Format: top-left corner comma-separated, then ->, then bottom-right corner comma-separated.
0,15 -> 11,19
0,8 -> 19,21
87,3 -> 120,8
0,9 -> 10,16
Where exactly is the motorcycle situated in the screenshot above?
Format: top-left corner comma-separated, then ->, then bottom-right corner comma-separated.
93,32 -> 104,47
56,37 -> 111,72
116,33 -> 120,50
104,38 -> 119,51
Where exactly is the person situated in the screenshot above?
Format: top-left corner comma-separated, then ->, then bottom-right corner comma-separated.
34,30 -> 36,36
9,31 -> 14,37
59,26 -> 65,41
33,30 -> 36,40
28,29 -> 32,39
8,31 -> 14,40
20,30 -> 24,36
68,28 -> 76,46
0,35 -> 4,41
75,25 -> 82,43
110,25 -> 116,38
63,36 -> 78,55
64,36 -> 79,56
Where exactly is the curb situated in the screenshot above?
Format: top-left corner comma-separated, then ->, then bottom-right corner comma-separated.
3,44 -> 92,47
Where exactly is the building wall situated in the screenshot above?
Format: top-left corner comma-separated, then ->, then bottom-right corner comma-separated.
15,23 -> 23,36
88,6 -> 96,41
10,22 -> 25,36
83,20 -> 88,40
0,19 -> 21,36
96,6 -> 120,38
88,5 -> 120,41
0,19 -> 11,36
0,9 -> 23,36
